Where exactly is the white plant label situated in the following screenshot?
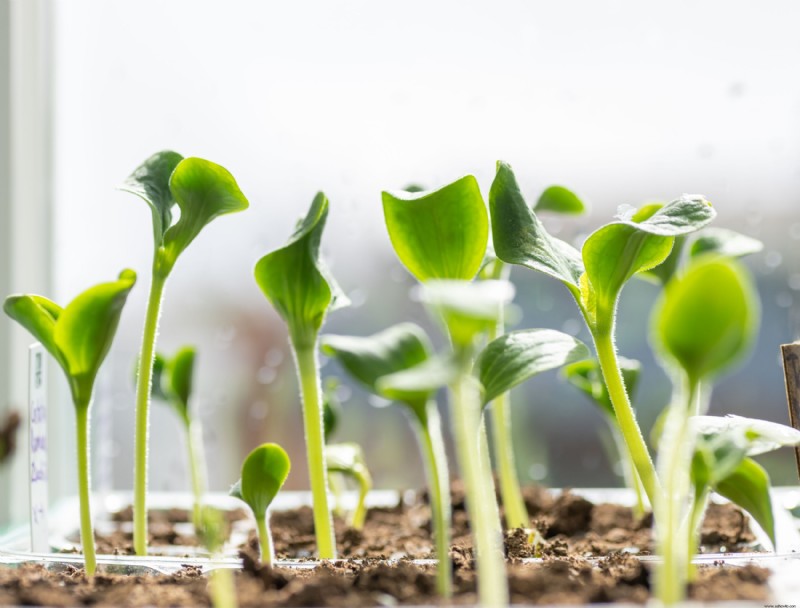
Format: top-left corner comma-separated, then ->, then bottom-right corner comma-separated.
29,343 -> 48,552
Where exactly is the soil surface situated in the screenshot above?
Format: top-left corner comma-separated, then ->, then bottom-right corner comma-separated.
0,484 -> 769,606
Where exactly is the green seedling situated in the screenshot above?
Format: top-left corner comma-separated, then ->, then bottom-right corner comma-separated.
230,443 -> 291,565
383,177 -> 510,605
123,151 -> 249,555
564,357 -> 647,515
4,270 -> 137,575
651,256 -> 759,604
322,323 -> 454,597
321,379 -> 347,517
479,184 -> 586,530
254,193 -> 348,559
145,347 -> 207,531
197,506 -> 238,608
325,442 -> 372,529
489,160 -> 716,508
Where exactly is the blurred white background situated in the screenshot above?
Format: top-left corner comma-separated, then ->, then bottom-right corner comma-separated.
3,0 -> 800,525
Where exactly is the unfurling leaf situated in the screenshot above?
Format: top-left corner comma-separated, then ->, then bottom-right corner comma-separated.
383,175 -> 488,282
477,329 -> 589,404
255,193 -> 349,348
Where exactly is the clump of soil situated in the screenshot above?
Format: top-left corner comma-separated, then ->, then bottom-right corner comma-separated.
0,555 -> 771,606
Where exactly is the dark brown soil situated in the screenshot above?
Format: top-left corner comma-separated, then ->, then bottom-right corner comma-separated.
0,555 -> 770,606
6,484 -> 765,606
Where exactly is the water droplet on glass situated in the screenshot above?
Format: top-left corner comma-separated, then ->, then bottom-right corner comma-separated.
562,318 -> 581,336
257,366 -> 277,385
777,292 -> 793,308
265,348 -> 284,367
764,251 -> 783,269
335,384 -> 352,402
348,287 -> 367,309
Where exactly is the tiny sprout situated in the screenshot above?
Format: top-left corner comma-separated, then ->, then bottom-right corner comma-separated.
254,193 -> 348,559
124,151 -> 249,556
197,506 -> 238,608
4,269 -> 137,575
146,347 -> 207,532
230,443 -> 291,566
325,443 -> 372,529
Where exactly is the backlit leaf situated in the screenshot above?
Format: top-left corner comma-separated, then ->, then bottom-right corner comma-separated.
534,185 -> 586,215
563,356 -> 641,419
689,228 -> 764,260
714,457 -> 775,547
233,443 -> 291,520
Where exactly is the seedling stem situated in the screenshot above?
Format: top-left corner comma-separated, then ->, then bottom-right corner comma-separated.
75,405 -> 96,575
256,516 -> 274,564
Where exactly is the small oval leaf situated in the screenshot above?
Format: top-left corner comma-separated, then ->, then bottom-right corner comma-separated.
535,185 -> 586,215
162,157 -> 249,269
255,193 -> 349,348
235,443 -> 291,520
383,175 -> 488,282
490,161 -> 583,292
653,257 -> 759,383
3,295 -> 64,368
689,228 -> 764,260
322,323 -> 433,410
477,329 -> 589,404
714,457 -> 775,547
167,347 -> 196,417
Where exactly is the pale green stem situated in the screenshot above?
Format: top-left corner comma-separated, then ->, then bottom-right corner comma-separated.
655,376 -> 700,605
687,487 -> 710,581
256,515 -> 274,565
450,363 -> 508,607
209,567 -> 238,608
593,330 -> 662,506
413,403 -> 453,598
133,269 -> 168,556
75,406 -> 97,576
490,391 -> 529,529
351,472 -> 370,530
607,418 -> 646,517
293,342 -> 337,559
479,419 -> 504,537
186,418 -> 208,532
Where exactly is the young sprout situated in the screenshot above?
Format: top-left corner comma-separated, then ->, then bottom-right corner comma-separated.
123,151 -> 249,555
480,184 -> 586,530
564,357 -> 647,515
254,193 -> 348,559
651,256 -> 759,604
230,443 -> 291,566
489,160 -> 716,507
324,442 -> 372,530
197,506 -> 238,608
322,323 -> 454,597
4,270 -> 137,575
146,347 -> 207,531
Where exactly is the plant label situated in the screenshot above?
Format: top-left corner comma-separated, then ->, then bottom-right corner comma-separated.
781,342 -> 800,480
28,343 -> 48,552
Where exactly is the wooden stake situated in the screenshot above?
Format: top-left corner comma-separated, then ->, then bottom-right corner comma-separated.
780,342 -> 800,480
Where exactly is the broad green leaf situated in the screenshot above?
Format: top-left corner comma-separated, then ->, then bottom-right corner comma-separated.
563,356 -> 641,419
322,323 -> 433,412
714,457 -> 775,547
640,235 -> 686,285
233,443 -> 291,519
166,346 -> 195,419
54,270 -> 137,408
377,354 -> 459,400
583,196 -> 716,333
653,257 -> 759,383
689,228 -> 764,260
121,150 -> 184,248
490,161 -> 583,293
254,193 -> 349,348
690,415 -> 800,456
417,279 -> 514,347
161,157 -> 249,270
477,329 -> 589,404
534,185 -> 586,215
383,175 -> 488,282
3,295 -> 64,367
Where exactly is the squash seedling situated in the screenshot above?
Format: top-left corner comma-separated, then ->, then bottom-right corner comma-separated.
563,357 -> 647,515
651,256 -> 759,604
322,323 -> 454,597
145,347 -> 207,531
489,160 -> 716,508
480,184 -> 586,530
4,269 -> 137,575
230,443 -> 291,566
254,193 -> 349,559
324,442 -> 372,529
123,151 -> 249,555
197,506 -> 238,608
